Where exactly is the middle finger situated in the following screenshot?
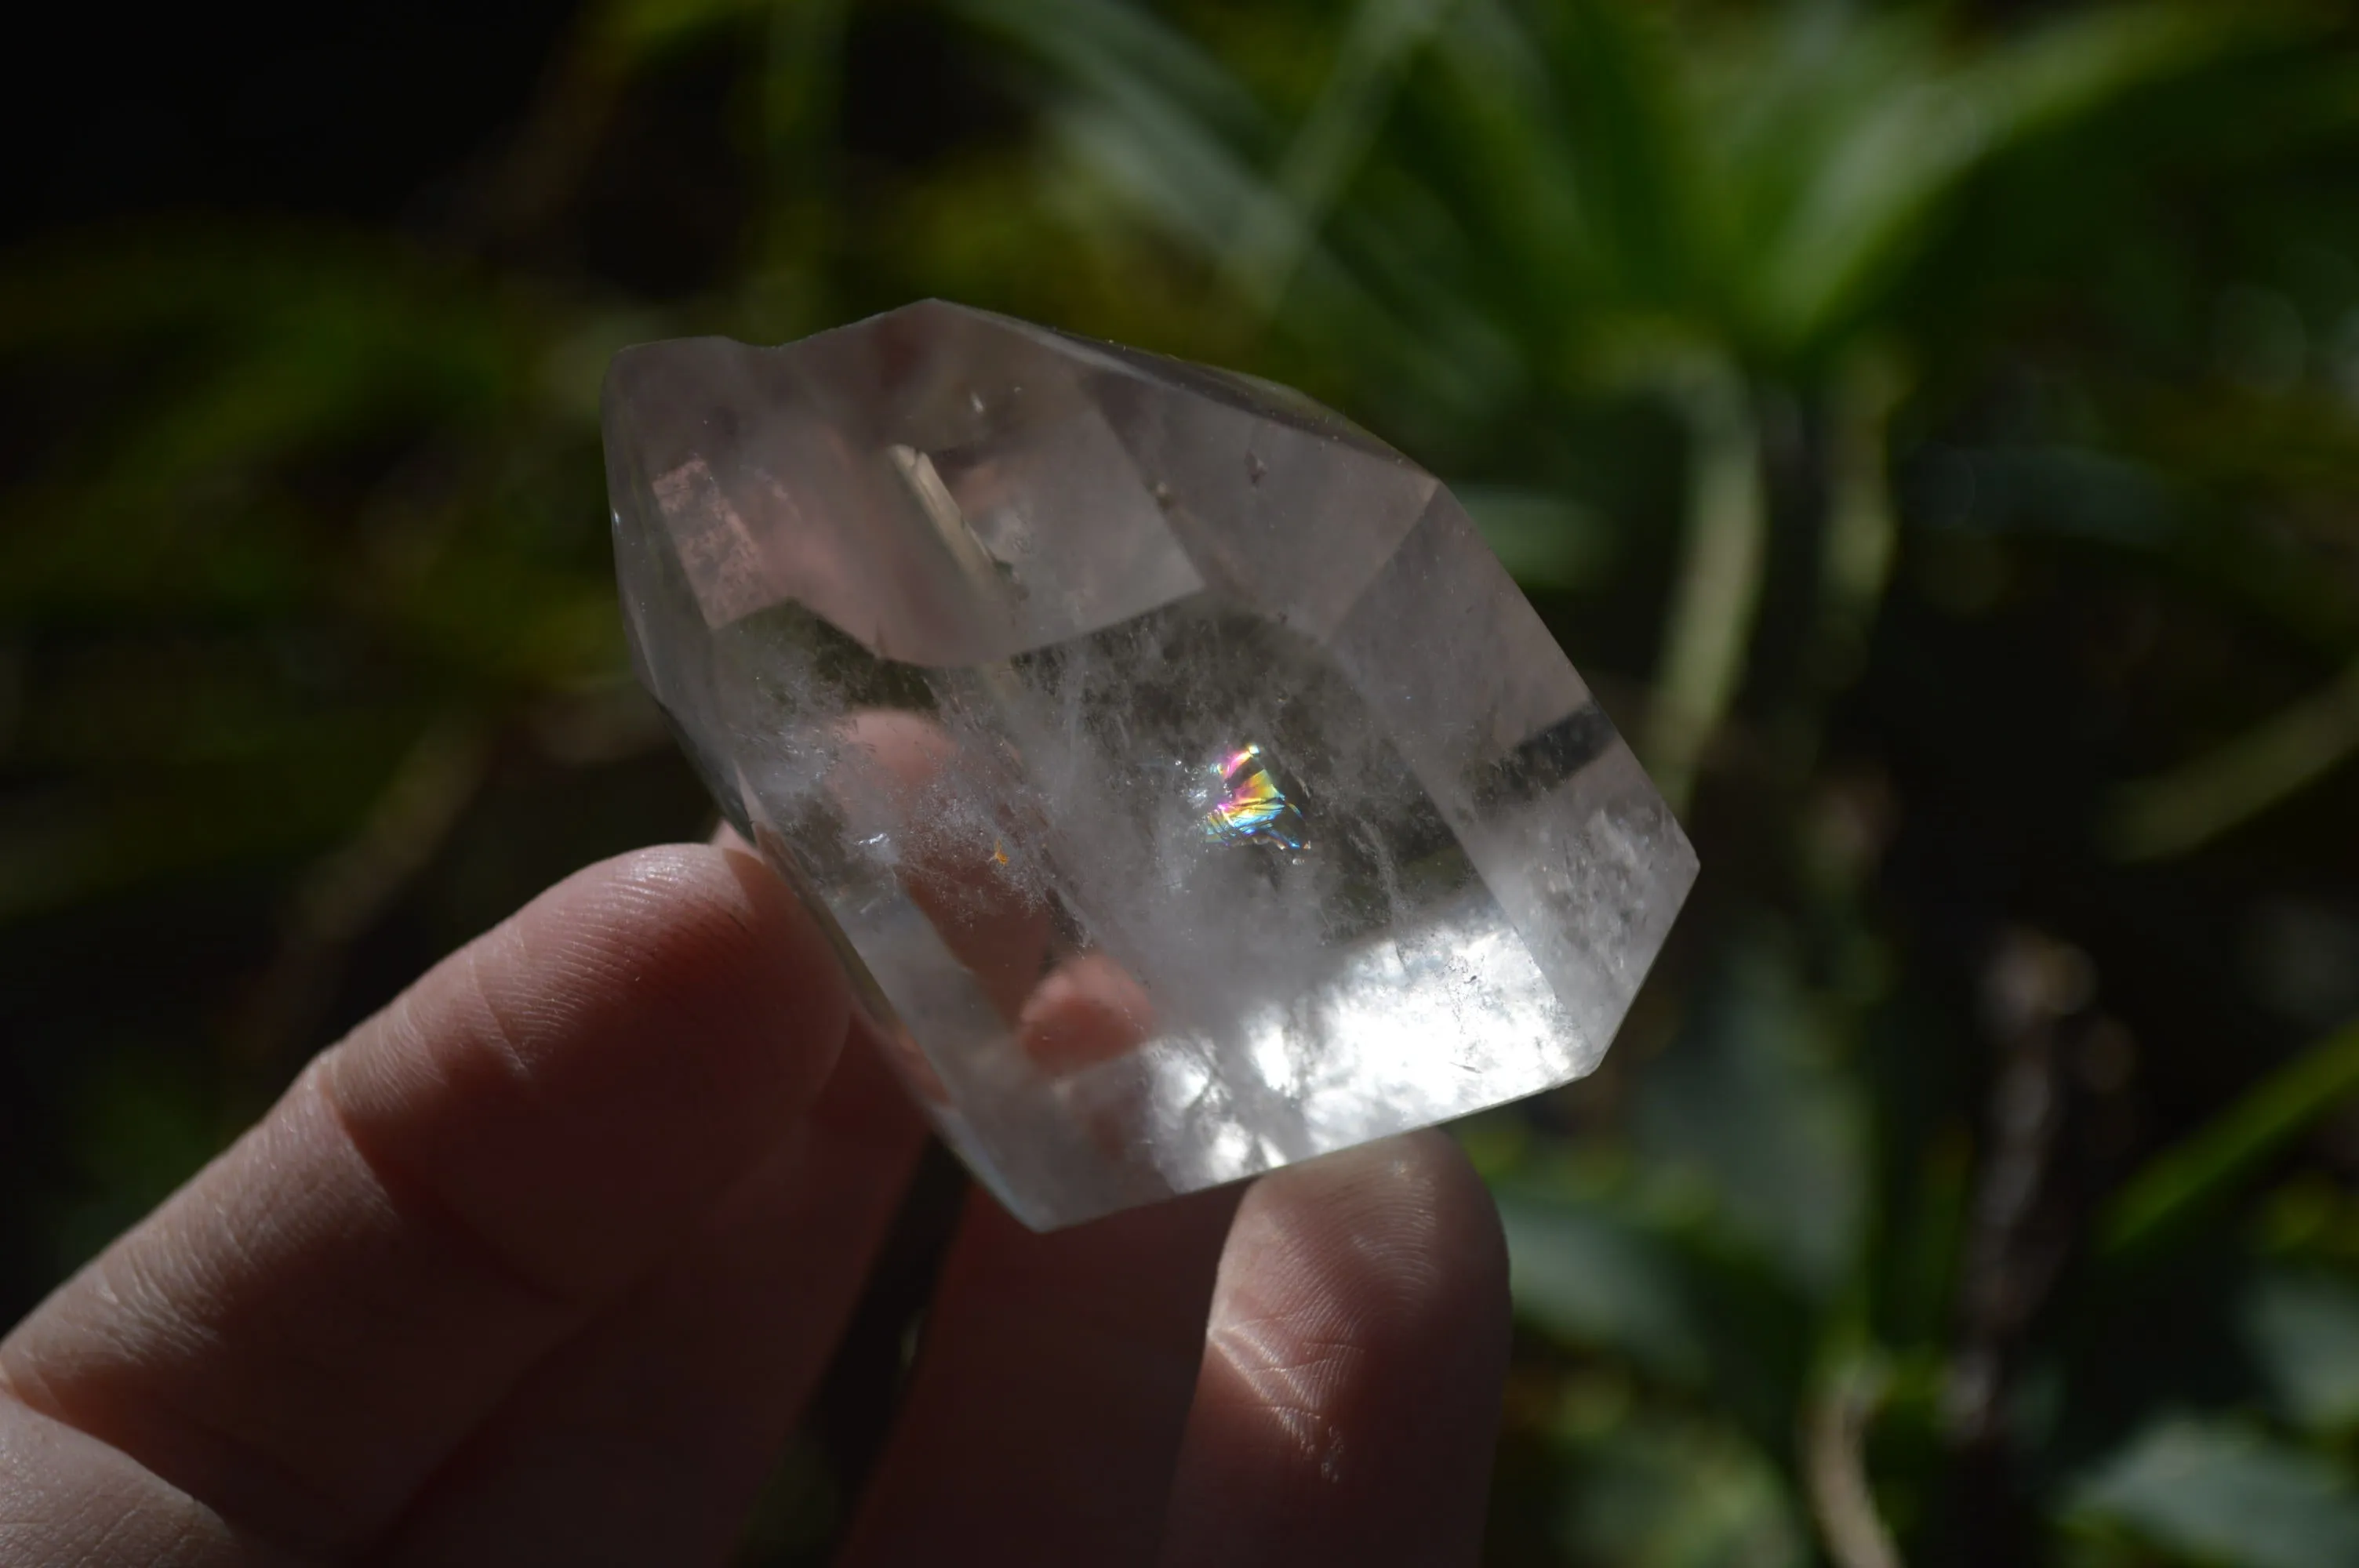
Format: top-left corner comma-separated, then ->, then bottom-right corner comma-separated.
834,1182 -> 1237,1564
380,1019 -> 927,1566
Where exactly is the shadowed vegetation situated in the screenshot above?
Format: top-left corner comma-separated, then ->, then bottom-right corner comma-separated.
6,1 -> 2359,1561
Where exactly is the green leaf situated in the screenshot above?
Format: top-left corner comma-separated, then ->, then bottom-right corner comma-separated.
955,0 -> 1272,144
1750,3 -> 2305,349
2067,1417 -> 2359,1568
1217,0 -> 1454,318
1496,1183 -> 1713,1384
1555,1410 -> 1810,1568
1519,0 -> 1705,316
2243,1268 -> 2359,1436
1634,930 -> 1871,1298
1457,485 -> 1615,592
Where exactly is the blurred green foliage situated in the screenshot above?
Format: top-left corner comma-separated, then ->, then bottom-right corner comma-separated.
8,0 -> 2359,1562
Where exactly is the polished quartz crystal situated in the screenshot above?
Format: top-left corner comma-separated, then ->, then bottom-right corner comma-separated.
605,301 -> 1697,1229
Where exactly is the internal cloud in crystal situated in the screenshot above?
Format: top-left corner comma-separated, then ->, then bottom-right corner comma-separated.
605,301 -> 1696,1229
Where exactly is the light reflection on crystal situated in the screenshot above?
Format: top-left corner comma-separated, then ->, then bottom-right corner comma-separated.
604,300 -> 1698,1229
1198,742 -> 1307,851
1125,892 -> 1580,1191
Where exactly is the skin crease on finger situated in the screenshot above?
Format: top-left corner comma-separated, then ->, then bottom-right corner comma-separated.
0,844 -> 856,1564
0,802 -> 1514,1565
834,1133 -> 1510,1567
1158,1131 -> 1511,1568
375,1021 -> 929,1567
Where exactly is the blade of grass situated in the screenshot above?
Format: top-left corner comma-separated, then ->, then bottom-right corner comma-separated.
1803,1355 -> 1903,1568
1820,348 -> 1906,665
2105,657 -> 2359,861
1755,2 -> 2295,350
2101,1015 -> 2359,1260
1646,355 -> 1766,811
1220,0 -> 1456,321
745,0 -> 848,328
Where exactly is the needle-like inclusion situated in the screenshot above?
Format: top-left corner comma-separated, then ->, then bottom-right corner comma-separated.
605,300 -> 1697,1229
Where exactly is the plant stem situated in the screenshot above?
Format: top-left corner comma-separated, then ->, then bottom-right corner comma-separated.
1645,358 -> 1766,811
1805,1358 -> 1905,1568
2106,655 -> 2359,862
1819,350 -> 1906,685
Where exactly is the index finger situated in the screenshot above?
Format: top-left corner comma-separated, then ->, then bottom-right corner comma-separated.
0,843 -> 850,1559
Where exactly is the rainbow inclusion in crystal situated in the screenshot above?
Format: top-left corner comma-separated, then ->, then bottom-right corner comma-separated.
1200,743 -> 1307,851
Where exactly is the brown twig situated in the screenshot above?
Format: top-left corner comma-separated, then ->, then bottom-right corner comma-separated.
1805,1360 -> 1904,1568
232,719 -> 492,1074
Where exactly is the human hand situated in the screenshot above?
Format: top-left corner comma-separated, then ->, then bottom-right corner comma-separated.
0,841 -> 1510,1565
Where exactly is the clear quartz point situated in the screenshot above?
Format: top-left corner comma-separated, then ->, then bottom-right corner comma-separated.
604,300 -> 1697,1229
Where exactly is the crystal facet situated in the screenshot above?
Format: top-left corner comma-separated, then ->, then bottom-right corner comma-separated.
604,301 -> 1697,1229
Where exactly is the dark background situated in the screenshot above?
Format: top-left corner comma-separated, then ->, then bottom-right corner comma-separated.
8,1 -> 2359,1562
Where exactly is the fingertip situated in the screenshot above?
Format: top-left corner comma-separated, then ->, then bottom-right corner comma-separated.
1160,1131 -> 1510,1568
1018,954 -> 1155,1074
1318,1129 -> 1509,1304
838,1182 -> 1238,1565
1228,1129 -> 1510,1386
0,842 -> 865,1557
543,838 -> 843,1007
325,840 -> 854,1301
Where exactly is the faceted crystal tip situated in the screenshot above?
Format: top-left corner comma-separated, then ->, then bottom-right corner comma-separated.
605,300 -> 1697,1229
